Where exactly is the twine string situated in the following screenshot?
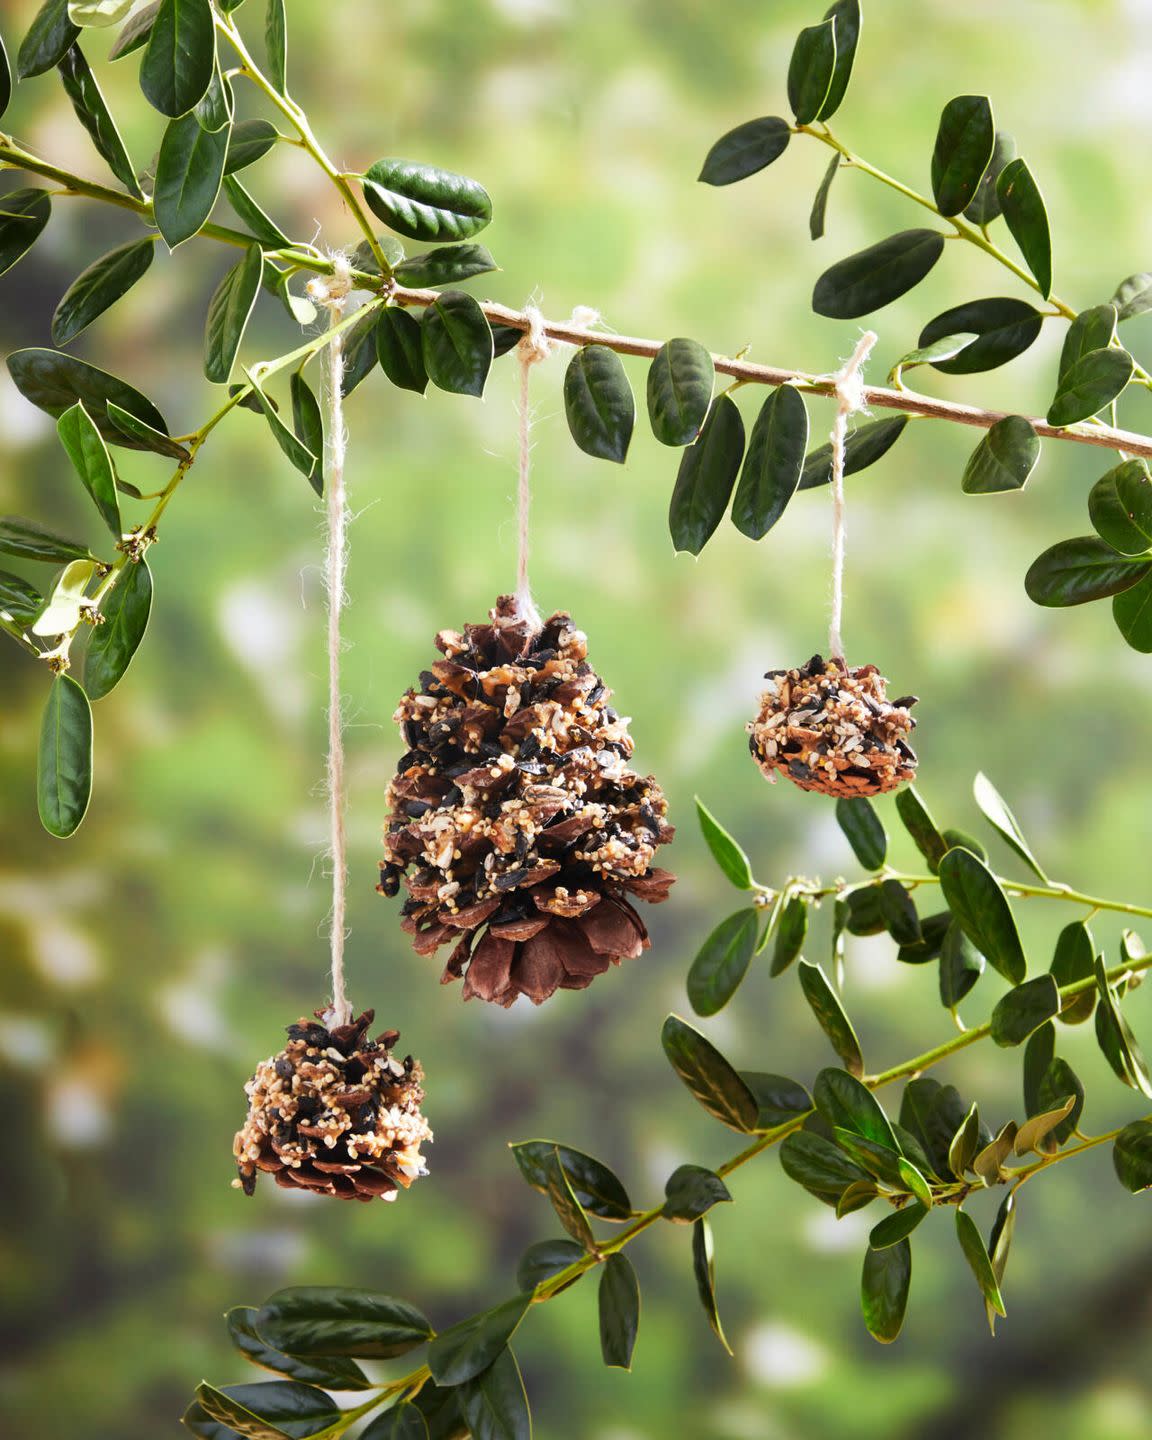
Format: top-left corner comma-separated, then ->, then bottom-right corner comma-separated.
827,330 -> 878,663
513,303 -> 553,629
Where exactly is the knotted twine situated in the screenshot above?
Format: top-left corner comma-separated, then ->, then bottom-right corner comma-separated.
825,330 -> 877,663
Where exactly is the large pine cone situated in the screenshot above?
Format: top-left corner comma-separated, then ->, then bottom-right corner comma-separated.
378,596 -> 675,1007
233,1010 -> 431,1202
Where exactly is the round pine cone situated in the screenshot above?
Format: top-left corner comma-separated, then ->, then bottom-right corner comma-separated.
748,654 -> 918,798
233,1010 -> 431,1203
378,595 -> 675,1007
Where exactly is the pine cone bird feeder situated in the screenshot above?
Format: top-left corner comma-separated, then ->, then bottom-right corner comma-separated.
378,596 -> 675,1007
748,654 -> 918,798
233,1010 -> 431,1202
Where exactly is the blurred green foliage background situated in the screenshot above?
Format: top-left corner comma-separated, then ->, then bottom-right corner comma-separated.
2,1 -> 1151,1437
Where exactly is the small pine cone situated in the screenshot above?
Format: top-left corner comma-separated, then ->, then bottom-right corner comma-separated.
233,1010 -> 431,1203
379,595 -> 675,1007
748,653 -> 917,798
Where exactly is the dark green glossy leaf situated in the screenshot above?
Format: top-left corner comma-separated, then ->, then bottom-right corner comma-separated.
997,158 -> 1052,298
0,188 -> 52,277
1036,1057 -> 1083,1143
393,244 -> 498,288
809,153 -> 840,239
955,1209 -> 1005,1319
661,1014 -> 759,1133
899,1078 -> 967,1178
1047,346 -> 1134,427
662,1163 -> 731,1223
861,1240 -> 911,1344
409,1385 -> 467,1440
193,1380 -> 338,1440
226,1308 -> 371,1391
668,391 -> 744,554
819,0 -> 860,119
0,570 -> 43,624
361,1403 -> 429,1440
964,130 -> 1016,224
540,1146 -> 596,1249
1114,1120 -> 1152,1193
1025,535 -> 1150,608
814,1067 -> 897,1151
894,786 -> 948,872
890,333 -> 978,379
691,1217 -> 732,1354
339,310 -> 380,397
931,95 -> 994,216
780,1128 -> 869,1204
598,1255 -> 640,1370
515,1238 -> 584,1293
564,344 -> 634,462
375,306 -> 429,394
457,1349 -> 529,1440
698,116 -> 790,186
1059,305 -> 1117,383
844,886 -> 885,937
771,894 -> 808,977
1112,272 -> 1152,322
694,797 -> 753,890
869,1203 -> 927,1250
812,230 -> 945,319
0,516 -> 92,564
509,1141 -> 632,1221
647,338 -> 713,447
362,159 -> 492,242
106,400 -> 188,459
155,110 -> 228,247
1113,568 -> 1152,652
947,1102 -> 983,1178
17,0 -> 78,77
422,290 -> 493,398
8,348 -> 170,449
109,1 -> 160,59
1089,459 -> 1152,555
787,18 -> 836,125
835,796 -> 887,870
289,374 -> 323,461
428,1293 -> 532,1387
205,245 -> 263,382
973,771 -> 1047,880
1050,920 -> 1097,1025
896,910 -> 950,965
265,0 -> 286,93
38,673 -> 93,837
991,974 -> 1059,1046
57,400 -> 120,535
798,415 -> 908,489
57,43 -> 143,196
741,1071 -> 812,1130
961,416 -> 1039,494
52,237 -> 155,346
256,1288 -> 432,1361
732,384 -> 809,540
0,34 -> 10,119
688,908 -> 758,1017
1023,1020 -> 1055,1117
140,0 -> 214,117
1094,955 -> 1152,1097
798,960 -> 864,1075
985,1192 -> 1016,1335
243,370 -> 320,494
222,175 -> 290,248
194,58 -> 233,132
879,879 -> 921,946
919,298 -> 1044,374
835,1129 -> 906,1188
939,920 -> 984,1010
937,846 -> 1026,984
225,119 -> 280,174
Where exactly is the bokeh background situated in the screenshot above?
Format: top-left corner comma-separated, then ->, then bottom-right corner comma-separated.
2,1 -> 1152,1436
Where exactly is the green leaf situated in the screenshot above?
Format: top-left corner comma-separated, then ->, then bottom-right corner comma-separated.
0,31 -> 10,118
540,1145 -> 597,1249
697,116 -> 790,186
688,908 -> 758,1017
0,516 -> 93,564
896,909 -> 949,965
140,0 -> 214,116
193,1381 -> 338,1440
515,1238 -> 584,1293
819,0 -> 860,119
0,188 -> 52,277
564,344 -> 634,463
32,557 -> 98,637
1059,305 -> 1118,383
771,894 -> 808,977
973,771 -> 1048,880
869,1203 -> 927,1249
787,17 -> 837,125
997,158 -> 1052,298
861,1240 -> 911,1344
339,310 -> 381,397
985,1192 -> 1017,1335
226,1308 -> 371,1391
1094,956 -> 1152,1097
690,1218 -> 732,1354
661,1014 -> 759,1133
428,1294 -> 532,1387
57,43 -> 143,197
1013,1096 -> 1076,1156
225,119 -> 280,174
8,348 -> 170,450
835,796 -> 887,870
1047,346 -> 1134,427
410,1384 -> 468,1440
918,298 -> 1044,374
931,95 -> 994,216
458,1349 -> 530,1440
798,960 -> 864,1075
38,673 -> 93,838
662,1163 -> 732,1223
69,0 -> 135,24
509,1141 -> 632,1221
1023,1020 -> 1055,1117
222,175 -> 290,248
1025,536 -> 1151,608
894,786 -> 948,872
1050,920 -> 1097,1025
844,886 -> 885,936
265,0 -> 286,93
17,0 -> 79,78
242,370 -> 321,494
375,306 -> 429,394
963,130 -> 1016,224
361,1404 -> 429,1440
889,333 -> 978,381
1113,569 -> 1152,652
1113,1120 -> 1152,1193
814,1067 -> 898,1151
422,290 -> 493,398
879,879 -> 921,946
1036,1057 -> 1083,1144
961,416 -> 1039,494
598,1254 -> 640,1370
741,1071 -> 812,1130
109,2 -> 160,59
1088,459 -> 1152,555
694,797 -> 754,889
990,974 -> 1060,1047
780,1128 -> 869,1204
667,391 -> 745,554
955,1209 -> 1006,1320
1112,272 -> 1152,323
937,846 -> 1026,984
812,230 -> 945,320
898,1157 -> 934,1209
257,1288 -> 432,1361
809,153 -> 840,240
362,159 -> 492,242
938,920 -> 984,1010
947,1102 -> 982,1178
731,384 -> 809,540
57,400 -> 120,536
154,110 -> 228,248
205,245 -> 263,382
106,400 -> 187,459
52,237 -> 155,347
393,244 -> 498,288
972,1122 -> 1017,1185
289,373 -> 323,461
798,415 -> 908,490
646,338 -> 714,448
899,1078 -> 967,1178
0,569 -> 43,624
194,59 -> 233,132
